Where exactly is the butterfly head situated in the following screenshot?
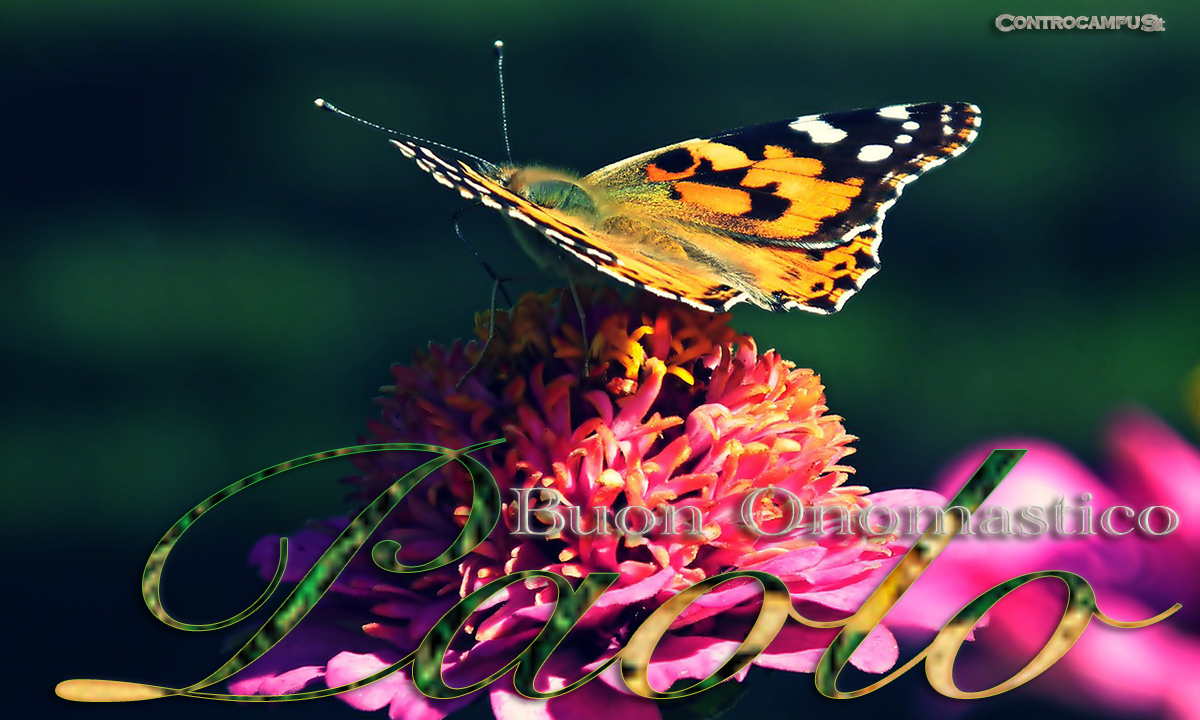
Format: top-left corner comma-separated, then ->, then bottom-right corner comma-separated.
498,167 -> 601,221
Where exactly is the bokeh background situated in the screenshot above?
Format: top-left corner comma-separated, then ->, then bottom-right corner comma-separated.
5,1 -> 1198,719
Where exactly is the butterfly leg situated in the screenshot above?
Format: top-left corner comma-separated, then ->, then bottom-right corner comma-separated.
456,276 -> 504,389
565,273 -> 591,378
454,204 -> 514,307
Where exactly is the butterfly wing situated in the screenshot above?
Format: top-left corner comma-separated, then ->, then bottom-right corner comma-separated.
585,102 -> 980,250
578,102 -> 981,311
387,138 -> 748,310
387,101 -> 979,313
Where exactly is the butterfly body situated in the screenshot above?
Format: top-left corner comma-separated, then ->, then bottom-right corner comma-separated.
389,102 -> 980,313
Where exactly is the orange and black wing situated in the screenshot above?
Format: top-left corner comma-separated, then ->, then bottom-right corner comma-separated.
578,102 -> 981,312
386,102 -> 980,313
585,102 -> 980,251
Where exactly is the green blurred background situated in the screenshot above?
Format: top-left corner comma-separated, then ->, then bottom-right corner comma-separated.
5,1 -> 1197,718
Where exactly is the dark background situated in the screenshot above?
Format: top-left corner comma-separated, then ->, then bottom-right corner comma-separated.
4,1 -> 1197,719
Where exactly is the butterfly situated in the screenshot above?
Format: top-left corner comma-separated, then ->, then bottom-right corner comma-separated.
319,94 -> 979,314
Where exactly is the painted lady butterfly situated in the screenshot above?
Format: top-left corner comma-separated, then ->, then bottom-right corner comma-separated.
318,51 -> 979,314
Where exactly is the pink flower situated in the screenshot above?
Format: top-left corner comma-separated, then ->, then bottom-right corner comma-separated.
228,288 -> 938,720
896,410 -> 1200,720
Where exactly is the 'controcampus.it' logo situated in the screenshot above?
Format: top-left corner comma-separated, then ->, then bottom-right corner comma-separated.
996,14 -> 1165,31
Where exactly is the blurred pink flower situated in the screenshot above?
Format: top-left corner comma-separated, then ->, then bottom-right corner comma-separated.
227,288 -> 938,720
895,410 -> 1200,720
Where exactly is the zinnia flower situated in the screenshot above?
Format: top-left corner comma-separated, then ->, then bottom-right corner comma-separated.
896,410 -> 1200,720
229,287 -> 941,720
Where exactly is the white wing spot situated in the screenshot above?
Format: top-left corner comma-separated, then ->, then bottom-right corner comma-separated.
419,147 -> 452,166
389,140 -> 417,158
902,120 -> 920,132
544,229 -> 577,247
878,105 -> 911,120
507,208 -> 538,227
789,117 -> 848,144
594,265 -> 636,287
922,155 -> 949,171
719,292 -> 750,311
857,144 -> 894,162
895,134 -> 913,144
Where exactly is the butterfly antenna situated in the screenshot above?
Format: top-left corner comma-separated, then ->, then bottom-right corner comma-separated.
313,98 -> 495,169
493,40 -> 514,164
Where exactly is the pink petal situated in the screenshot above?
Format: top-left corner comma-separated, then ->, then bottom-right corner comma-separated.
756,624 -> 837,672
591,567 -> 676,610
325,652 -> 405,712
1107,409 -> 1200,544
847,624 -> 899,673
326,652 -> 478,720
491,667 -> 663,720
741,546 -> 827,578
226,616 -> 392,698
229,665 -> 324,696
640,634 -> 744,691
